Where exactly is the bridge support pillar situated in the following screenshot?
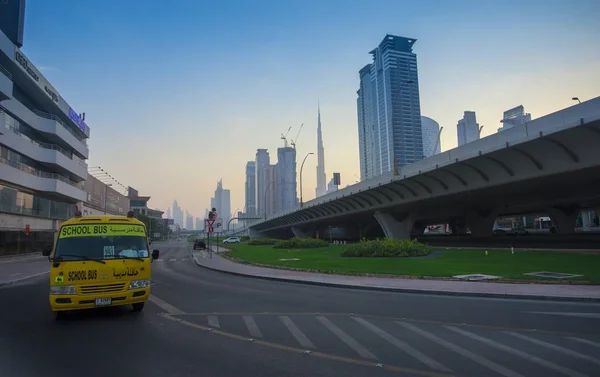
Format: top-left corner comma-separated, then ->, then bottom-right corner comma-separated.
546,205 -> 579,234
449,218 -> 468,236
373,212 -> 414,240
249,228 -> 267,239
466,208 -> 498,237
291,227 -> 312,239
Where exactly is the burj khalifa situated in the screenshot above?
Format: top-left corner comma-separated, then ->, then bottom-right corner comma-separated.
315,104 -> 327,198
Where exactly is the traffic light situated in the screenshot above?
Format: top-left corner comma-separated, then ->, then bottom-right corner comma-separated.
208,211 -> 215,220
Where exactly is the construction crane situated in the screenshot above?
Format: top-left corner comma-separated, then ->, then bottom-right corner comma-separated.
281,126 -> 292,148
290,123 -> 304,149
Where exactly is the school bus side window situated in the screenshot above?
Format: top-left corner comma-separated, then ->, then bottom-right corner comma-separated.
55,236 -> 149,260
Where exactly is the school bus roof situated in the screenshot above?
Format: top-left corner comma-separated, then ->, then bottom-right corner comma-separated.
61,215 -> 146,227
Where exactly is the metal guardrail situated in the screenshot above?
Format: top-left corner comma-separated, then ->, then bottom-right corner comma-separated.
0,156 -> 81,188
30,108 -> 88,145
0,64 -> 12,80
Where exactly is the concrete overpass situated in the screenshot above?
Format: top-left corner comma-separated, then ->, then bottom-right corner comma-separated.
249,97 -> 600,240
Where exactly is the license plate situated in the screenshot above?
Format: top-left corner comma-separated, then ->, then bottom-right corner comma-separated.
95,298 -> 112,306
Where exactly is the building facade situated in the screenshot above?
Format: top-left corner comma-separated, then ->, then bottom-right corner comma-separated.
81,174 -> 129,216
262,165 -> 277,218
457,111 -> 480,146
245,161 -> 256,218
276,147 -> 297,213
356,34 -> 424,180
172,200 -> 183,228
315,105 -> 327,197
255,149 -> 270,218
0,23 -> 91,255
498,105 -> 532,132
421,116 -> 441,158
211,179 -> 231,224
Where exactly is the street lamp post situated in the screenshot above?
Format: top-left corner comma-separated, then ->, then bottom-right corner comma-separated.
299,152 -> 314,209
264,181 -> 273,220
572,97 -> 581,104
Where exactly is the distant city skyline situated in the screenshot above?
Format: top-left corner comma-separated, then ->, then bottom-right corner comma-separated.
24,1 -> 597,214
457,111 -> 480,146
315,105 -> 327,198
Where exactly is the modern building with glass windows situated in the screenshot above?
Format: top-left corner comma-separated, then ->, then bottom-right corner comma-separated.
457,111 -> 480,146
0,26 -> 90,255
421,116 -> 441,157
275,146 -> 297,213
245,161 -> 256,218
357,34 -> 424,180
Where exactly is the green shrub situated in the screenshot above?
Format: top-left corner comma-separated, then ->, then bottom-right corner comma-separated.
341,239 -> 430,258
248,238 -> 279,246
273,237 -> 329,249
240,236 -> 250,241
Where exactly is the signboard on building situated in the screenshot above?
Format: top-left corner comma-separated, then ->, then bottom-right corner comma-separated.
0,0 -> 25,48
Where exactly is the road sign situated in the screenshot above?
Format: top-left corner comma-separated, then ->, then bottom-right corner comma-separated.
25,224 -> 30,235
208,226 -> 214,233
205,218 -> 215,227
214,218 -> 224,232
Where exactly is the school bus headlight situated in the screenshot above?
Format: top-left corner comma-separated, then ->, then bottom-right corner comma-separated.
50,285 -> 77,295
128,279 -> 151,290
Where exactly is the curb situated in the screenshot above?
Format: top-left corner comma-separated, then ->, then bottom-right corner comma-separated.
189,251 -> 600,303
0,271 -> 49,289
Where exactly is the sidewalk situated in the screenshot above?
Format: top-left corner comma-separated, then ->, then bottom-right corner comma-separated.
0,254 -> 49,287
191,248 -> 600,302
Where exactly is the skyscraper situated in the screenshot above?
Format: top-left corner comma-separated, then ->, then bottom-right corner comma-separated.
245,161 -> 257,218
195,217 -> 202,231
172,200 -> 183,228
263,165 -> 277,218
166,207 -> 171,219
276,147 -> 297,212
421,116 -> 441,157
356,35 -> 424,179
185,210 -> 193,230
315,105 -> 327,198
457,111 -> 480,146
255,149 -> 270,217
211,179 -> 231,225
498,105 -> 532,132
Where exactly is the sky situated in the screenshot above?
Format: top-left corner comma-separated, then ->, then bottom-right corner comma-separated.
20,0 -> 600,220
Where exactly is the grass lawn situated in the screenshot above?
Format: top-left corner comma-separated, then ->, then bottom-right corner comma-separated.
224,244 -> 600,283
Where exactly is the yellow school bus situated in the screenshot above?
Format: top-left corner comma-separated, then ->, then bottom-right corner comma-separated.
43,211 -> 159,318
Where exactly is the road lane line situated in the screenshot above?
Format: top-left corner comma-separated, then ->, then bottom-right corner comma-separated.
508,332 -> 600,366
567,337 -> 600,349
397,321 -> 524,377
9,272 -> 23,277
147,295 -> 185,315
353,317 -> 451,372
168,258 -> 177,262
279,316 -> 316,349
182,258 -> 189,262
447,326 -> 587,377
316,315 -> 377,360
208,315 -> 220,328
243,315 -> 263,338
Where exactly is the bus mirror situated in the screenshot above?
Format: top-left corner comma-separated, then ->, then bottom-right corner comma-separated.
152,250 -> 159,260
42,245 -> 52,257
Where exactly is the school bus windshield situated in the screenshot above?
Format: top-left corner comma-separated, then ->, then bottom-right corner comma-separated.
55,224 -> 149,261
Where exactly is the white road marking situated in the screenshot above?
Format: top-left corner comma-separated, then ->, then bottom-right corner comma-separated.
524,312 -> 600,319
316,316 -> 377,360
279,316 -> 316,349
182,258 -> 189,262
447,326 -> 587,377
147,295 -> 185,315
397,321 -> 524,377
168,258 -> 177,262
353,317 -> 451,372
208,315 -> 220,328
243,315 -> 263,338
567,337 -> 600,349
508,332 -> 600,366
9,273 -> 23,277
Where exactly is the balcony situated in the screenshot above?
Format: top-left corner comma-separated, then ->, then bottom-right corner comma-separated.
0,156 -> 86,202
1,113 -> 87,180
0,99 -> 89,158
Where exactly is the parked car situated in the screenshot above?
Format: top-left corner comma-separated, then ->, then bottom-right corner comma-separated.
510,227 -> 529,235
193,239 -> 207,250
223,237 -> 241,244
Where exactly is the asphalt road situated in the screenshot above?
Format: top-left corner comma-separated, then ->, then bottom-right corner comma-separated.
1,240 -> 599,377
